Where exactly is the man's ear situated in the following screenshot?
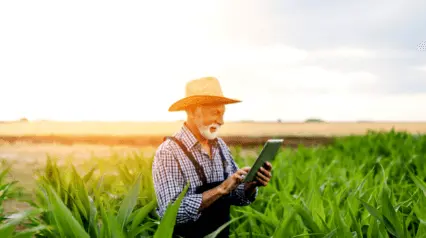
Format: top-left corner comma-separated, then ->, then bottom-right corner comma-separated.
185,106 -> 197,119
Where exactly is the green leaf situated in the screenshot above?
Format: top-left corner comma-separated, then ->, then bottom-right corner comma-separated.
272,209 -> 296,238
45,186 -> 90,238
12,225 -> 49,238
293,203 -> 323,237
408,170 -> 426,197
381,187 -> 404,238
0,209 -> 43,238
108,210 -> 126,238
359,198 -> 383,222
347,202 -> 362,238
154,183 -> 190,238
116,173 -> 142,231
129,200 -> 157,237
83,167 -> 97,183
204,215 -> 245,238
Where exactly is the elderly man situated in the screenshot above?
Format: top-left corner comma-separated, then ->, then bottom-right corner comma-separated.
152,77 -> 273,238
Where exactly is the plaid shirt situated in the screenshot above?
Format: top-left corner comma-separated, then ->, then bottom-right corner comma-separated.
152,124 -> 258,224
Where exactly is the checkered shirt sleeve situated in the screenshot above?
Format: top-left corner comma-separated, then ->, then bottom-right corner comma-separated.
152,149 -> 203,224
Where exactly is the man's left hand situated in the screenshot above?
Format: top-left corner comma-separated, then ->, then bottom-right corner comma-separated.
247,162 -> 273,187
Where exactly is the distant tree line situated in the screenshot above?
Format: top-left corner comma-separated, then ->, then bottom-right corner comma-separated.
0,117 -> 29,123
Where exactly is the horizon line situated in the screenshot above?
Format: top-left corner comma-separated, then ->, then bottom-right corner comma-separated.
2,119 -> 426,123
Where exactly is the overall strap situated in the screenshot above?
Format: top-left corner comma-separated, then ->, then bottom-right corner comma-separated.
162,137 -> 184,179
164,136 -> 208,185
217,144 -> 229,179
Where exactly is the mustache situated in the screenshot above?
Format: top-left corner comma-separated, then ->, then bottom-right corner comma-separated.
208,124 -> 220,129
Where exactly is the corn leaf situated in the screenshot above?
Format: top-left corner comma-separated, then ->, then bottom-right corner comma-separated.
154,183 -> 190,238
45,186 -> 90,238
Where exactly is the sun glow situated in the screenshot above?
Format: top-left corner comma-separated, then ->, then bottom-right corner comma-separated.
0,0 -> 250,121
1,0 -> 425,122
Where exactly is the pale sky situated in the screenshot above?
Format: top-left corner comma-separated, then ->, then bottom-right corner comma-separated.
1,0 -> 425,122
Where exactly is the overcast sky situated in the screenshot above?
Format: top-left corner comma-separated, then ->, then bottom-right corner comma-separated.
1,0 -> 425,122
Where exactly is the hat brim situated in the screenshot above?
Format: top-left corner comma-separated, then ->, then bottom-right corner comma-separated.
168,95 -> 241,112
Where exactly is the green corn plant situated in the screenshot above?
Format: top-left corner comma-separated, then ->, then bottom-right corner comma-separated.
80,151 -> 155,207
0,208 -> 46,238
30,158 -> 155,237
2,131 -> 425,237
230,131 -> 426,237
29,154 -> 197,238
0,162 -> 47,238
34,180 -> 189,238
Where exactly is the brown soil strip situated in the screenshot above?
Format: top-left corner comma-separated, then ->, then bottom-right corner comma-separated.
0,135 -> 336,148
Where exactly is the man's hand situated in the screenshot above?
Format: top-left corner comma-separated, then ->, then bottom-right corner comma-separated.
247,162 -> 273,187
218,167 -> 250,195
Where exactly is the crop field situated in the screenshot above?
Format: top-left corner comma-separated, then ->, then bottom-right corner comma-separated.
1,121 -> 426,148
2,121 -> 426,136
0,129 -> 425,237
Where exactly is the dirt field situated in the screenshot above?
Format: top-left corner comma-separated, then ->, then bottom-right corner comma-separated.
1,121 -> 425,148
2,121 -> 426,136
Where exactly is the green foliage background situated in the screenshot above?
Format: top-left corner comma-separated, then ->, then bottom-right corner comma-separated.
0,130 -> 425,237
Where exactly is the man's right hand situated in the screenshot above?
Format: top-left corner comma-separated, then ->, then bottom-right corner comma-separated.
218,167 -> 250,195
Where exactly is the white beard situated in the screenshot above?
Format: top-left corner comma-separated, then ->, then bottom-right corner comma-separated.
197,123 -> 221,140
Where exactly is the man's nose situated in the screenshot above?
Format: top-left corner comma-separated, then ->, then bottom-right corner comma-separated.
217,116 -> 224,125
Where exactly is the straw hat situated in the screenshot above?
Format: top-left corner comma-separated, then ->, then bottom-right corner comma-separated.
168,77 -> 241,112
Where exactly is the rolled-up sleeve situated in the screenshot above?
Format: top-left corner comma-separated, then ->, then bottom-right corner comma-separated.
152,149 -> 202,224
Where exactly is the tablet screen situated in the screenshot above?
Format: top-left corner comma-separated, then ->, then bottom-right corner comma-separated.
243,139 -> 283,182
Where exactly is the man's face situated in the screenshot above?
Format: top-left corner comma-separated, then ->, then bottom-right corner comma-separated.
192,104 -> 225,140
